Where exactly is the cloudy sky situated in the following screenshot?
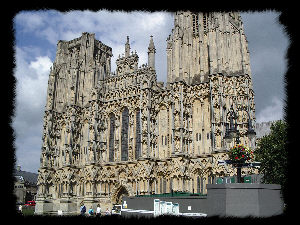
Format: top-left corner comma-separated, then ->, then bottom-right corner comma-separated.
12,10 -> 289,173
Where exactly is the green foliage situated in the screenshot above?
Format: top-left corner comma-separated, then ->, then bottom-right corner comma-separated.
255,120 -> 288,199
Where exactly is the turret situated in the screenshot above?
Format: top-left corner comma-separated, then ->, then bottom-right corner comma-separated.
125,36 -> 130,57
147,35 -> 156,69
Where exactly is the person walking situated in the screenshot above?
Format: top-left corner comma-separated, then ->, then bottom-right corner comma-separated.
88,206 -> 94,216
80,203 -> 86,216
18,204 -> 23,215
105,208 -> 111,216
96,204 -> 101,217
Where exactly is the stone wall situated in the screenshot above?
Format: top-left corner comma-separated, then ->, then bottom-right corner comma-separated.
255,121 -> 276,139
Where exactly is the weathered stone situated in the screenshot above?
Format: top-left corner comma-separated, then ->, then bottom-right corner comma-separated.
36,11 -> 257,215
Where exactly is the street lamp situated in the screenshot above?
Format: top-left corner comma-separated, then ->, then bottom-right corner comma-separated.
224,104 -> 256,183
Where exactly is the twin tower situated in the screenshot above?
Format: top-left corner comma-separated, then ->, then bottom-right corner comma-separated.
46,11 -> 250,113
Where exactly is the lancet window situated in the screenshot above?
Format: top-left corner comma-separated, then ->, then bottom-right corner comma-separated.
121,107 -> 129,161
197,176 -> 204,194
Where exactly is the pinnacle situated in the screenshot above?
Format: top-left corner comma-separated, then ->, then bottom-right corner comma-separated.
148,35 -> 155,51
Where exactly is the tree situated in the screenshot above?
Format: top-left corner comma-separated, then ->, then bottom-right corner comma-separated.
254,120 -> 288,202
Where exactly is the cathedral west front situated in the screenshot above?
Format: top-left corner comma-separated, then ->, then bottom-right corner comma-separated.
35,11 -> 257,214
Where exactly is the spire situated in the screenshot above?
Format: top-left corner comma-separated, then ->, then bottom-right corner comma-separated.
125,36 -> 130,57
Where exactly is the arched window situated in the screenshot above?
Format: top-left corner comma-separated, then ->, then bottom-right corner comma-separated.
135,109 -> 141,159
197,177 -> 200,193
197,176 -> 204,193
109,113 -> 115,162
121,107 -> 129,161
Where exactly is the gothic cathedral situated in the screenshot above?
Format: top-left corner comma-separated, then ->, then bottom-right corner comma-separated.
35,11 -> 257,214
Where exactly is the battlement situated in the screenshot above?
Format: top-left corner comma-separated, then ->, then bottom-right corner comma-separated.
55,32 -> 112,65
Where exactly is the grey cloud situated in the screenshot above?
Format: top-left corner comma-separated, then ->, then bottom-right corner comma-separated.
241,11 -> 288,122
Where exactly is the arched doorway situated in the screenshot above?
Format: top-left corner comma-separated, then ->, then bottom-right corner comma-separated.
112,185 -> 129,205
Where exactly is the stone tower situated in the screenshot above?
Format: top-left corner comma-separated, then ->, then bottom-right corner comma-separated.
46,32 -> 113,111
167,11 -> 251,85
35,11 -> 257,215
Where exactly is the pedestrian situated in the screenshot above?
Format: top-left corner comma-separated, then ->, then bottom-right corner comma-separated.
105,208 -> 110,215
88,206 -> 94,216
18,204 -> 22,212
80,203 -> 86,216
96,204 -> 101,217
18,204 -> 23,215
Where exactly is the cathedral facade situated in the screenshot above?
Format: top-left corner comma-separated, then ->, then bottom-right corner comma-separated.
35,11 -> 257,214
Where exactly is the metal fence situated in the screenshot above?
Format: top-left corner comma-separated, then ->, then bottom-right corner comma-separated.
213,174 -> 263,184
136,191 -> 207,198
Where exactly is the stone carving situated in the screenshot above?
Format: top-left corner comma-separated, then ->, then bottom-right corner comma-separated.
36,11 -> 258,215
